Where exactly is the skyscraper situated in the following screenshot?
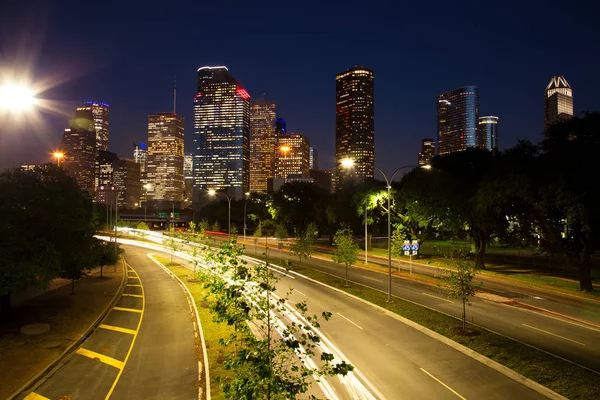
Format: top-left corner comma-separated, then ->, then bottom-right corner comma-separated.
113,159 -> 141,209
275,133 -> 310,179
193,66 -> 250,200
544,76 -> 574,130
335,66 -> 375,187
96,150 -> 118,204
133,142 -> 148,172
60,109 -> 96,195
437,86 -> 479,155
146,112 -> 184,206
76,102 -> 110,152
183,153 -> 193,206
309,147 -> 319,170
418,138 -> 435,166
477,116 -> 499,151
249,100 -> 277,193
275,117 -> 287,135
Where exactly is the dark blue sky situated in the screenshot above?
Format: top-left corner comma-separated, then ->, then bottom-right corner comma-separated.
1,0 -> 598,173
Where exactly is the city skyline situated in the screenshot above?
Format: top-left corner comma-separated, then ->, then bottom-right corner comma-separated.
2,2 -> 598,175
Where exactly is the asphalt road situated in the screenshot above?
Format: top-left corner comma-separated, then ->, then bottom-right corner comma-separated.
23,245 -> 198,400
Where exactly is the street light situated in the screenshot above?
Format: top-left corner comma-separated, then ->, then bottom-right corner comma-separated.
208,189 -> 232,235
363,187 -> 384,265
0,82 -> 37,112
53,152 -> 64,167
243,192 -> 251,241
342,158 -> 427,302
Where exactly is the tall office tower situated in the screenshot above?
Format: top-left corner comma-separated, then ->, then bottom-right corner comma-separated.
309,147 -> 319,170
133,142 -> 148,172
335,66 -> 374,187
76,101 -> 110,152
60,109 -> 97,195
477,116 -> 499,151
249,100 -> 277,193
193,66 -> 250,200
146,112 -> 185,207
275,133 -> 310,179
183,153 -> 193,206
417,138 -> 435,166
113,159 -> 141,209
96,150 -> 119,204
275,117 -> 287,135
544,76 -> 574,130
437,86 -> 479,155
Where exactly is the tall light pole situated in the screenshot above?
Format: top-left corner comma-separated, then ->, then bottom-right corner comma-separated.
208,189 -> 232,235
53,152 -> 64,167
243,192 -> 251,241
342,159 -> 429,302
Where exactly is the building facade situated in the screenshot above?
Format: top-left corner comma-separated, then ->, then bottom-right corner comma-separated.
437,86 -> 479,155
146,112 -> 185,206
249,100 -> 277,193
544,76 -> 573,130
275,133 -> 310,180
76,101 -> 110,152
275,117 -> 287,135
113,158 -> 141,209
309,147 -> 319,170
193,66 -> 250,200
335,66 -> 375,187
60,109 -> 96,196
96,150 -> 118,204
418,138 -> 435,166
477,116 -> 499,151
183,153 -> 193,206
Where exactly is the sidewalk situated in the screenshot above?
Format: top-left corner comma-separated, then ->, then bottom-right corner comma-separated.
0,263 -> 123,399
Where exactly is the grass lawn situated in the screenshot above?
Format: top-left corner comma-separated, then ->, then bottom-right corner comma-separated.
152,256 -> 235,400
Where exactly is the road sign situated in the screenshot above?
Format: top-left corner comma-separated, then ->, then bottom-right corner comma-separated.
411,240 -> 419,255
403,240 -> 410,256
158,212 -> 167,217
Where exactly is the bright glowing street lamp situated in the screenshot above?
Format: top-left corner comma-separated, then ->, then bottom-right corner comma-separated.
208,189 -> 232,235
0,82 -> 37,112
53,152 -> 64,167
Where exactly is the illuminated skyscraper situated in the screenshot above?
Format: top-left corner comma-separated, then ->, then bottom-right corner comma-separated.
335,66 -> 374,187
193,66 -> 250,200
275,133 -> 310,179
249,100 -> 277,193
183,153 -> 193,206
309,147 -> 319,170
544,76 -> 573,130
437,86 -> 479,155
113,159 -> 141,209
60,109 -> 96,195
76,101 -> 110,152
275,117 -> 287,135
146,112 -> 184,206
133,142 -> 148,172
96,150 -> 118,204
418,138 -> 435,166
477,116 -> 499,151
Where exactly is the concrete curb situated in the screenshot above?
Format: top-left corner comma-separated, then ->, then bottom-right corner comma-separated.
147,254 -> 211,400
243,254 -> 568,400
10,258 -> 126,400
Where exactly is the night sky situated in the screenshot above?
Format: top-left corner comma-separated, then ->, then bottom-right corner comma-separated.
1,0 -> 598,174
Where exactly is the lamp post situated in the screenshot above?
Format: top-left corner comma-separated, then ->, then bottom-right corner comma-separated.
342,159 -> 429,302
362,187 -> 384,265
143,184 -> 151,223
53,152 -> 64,167
243,192 -> 251,241
208,189 -> 232,235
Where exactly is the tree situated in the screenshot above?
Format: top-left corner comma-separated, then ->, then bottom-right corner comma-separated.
332,227 -> 359,286
137,221 -> 150,231
200,240 -> 353,399
253,221 -> 263,237
188,221 -> 197,234
165,227 -> 179,262
271,182 -> 330,233
211,220 -> 220,232
289,222 -> 317,267
439,254 -> 478,332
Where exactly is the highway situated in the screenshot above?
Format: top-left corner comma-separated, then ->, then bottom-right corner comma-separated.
23,246 -> 198,400
114,236 -> 553,399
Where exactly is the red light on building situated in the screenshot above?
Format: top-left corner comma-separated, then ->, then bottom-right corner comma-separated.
236,86 -> 250,99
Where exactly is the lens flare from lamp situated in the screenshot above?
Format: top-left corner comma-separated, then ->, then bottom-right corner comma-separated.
0,83 -> 37,111
341,158 -> 355,168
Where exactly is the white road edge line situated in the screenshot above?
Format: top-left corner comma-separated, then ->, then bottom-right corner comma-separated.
336,313 -> 363,330
293,289 -> 307,297
361,275 -> 380,282
421,292 -> 453,303
420,368 -> 467,400
522,324 -> 586,346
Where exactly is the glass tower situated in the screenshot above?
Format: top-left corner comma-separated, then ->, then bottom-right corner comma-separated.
477,116 -> 499,151
544,76 -> 573,130
60,109 -> 96,196
275,133 -> 310,179
335,66 -> 374,187
193,66 -> 250,201
249,99 -> 277,193
76,101 -> 110,152
437,86 -> 479,155
418,138 -> 435,166
146,112 -> 185,205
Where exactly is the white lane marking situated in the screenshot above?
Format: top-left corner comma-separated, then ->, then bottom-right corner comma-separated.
420,368 -> 467,400
504,303 -> 600,334
421,292 -> 453,304
361,275 -> 380,282
293,289 -> 307,297
522,324 -> 586,346
336,312 -> 363,330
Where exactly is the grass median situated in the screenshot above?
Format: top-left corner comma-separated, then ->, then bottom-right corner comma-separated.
152,256 -> 235,400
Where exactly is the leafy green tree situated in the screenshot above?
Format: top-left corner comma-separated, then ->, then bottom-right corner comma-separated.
200,240 -> 353,399
253,221 -> 263,237
271,182 -> 330,233
439,254 -> 478,332
289,222 -> 318,267
211,220 -> 220,232
165,227 -> 179,262
188,221 -> 196,234
137,221 -> 149,230
199,219 -> 210,233
332,227 -> 359,286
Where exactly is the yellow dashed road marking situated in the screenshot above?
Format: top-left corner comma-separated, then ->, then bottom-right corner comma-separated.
99,324 -> 137,335
24,393 -> 50,400
113,306 -> 142,314
76,348 -> 124,370
126,284 -> 142,287
122,293 -> 143,298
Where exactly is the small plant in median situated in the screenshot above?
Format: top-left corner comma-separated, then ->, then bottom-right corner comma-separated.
332,227 -> 359,286
438,253 -> 479,332
289,222 -> 317,268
